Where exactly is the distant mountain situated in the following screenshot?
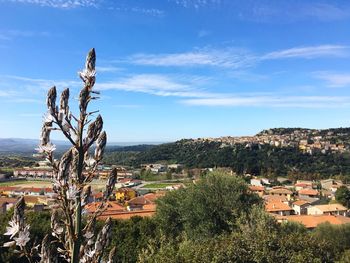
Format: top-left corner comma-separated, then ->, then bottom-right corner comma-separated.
0,138 -> 162,154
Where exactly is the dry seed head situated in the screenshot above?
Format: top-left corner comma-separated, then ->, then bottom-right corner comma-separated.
46,86 -> 57,115
94,131 -> 107,161
86,48 -> 96,73
79,86 -> 90,113
104,168 -> 117,200
60,88 -> 70,115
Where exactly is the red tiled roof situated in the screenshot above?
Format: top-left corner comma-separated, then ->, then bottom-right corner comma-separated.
276,215 -> 350,228
298,189 -> 319,196
265,200 -> 293,212
293,200 -> 310,206
249,185 -> 265,192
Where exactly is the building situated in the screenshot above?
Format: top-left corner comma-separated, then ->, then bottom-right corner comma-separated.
276,214 -> 350,229
116,188 -> 136,202
269,187 -> 293,201
0,197 -> 17,213
292,200 -> 310,215
298,189 -> 319,199
265,200 -> 294,216
307,203 -> 348,216
249,185 -> 265,197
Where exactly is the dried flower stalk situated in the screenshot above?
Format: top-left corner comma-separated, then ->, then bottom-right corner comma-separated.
3,48 -> 118,263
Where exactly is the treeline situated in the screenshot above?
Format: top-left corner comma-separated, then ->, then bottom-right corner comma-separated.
2,172 -> 350,262
104,141 -> 350,181
0,155 -> 35,169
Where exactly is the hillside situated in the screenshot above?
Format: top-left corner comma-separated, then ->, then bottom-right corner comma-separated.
104,127 -> 350,180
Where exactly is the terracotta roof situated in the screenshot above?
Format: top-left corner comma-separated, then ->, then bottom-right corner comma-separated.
99,210 -> 156,220
263,195 -> 288,202
276,215 -> 350,228
143,192 -> 165,202
249,186 -> 265,192
293,200 -> 310,206
128,196 -> 153,206
23,196 -> 47,204
265,200 -> 293,212
312,203 -> 347,212
269,188 -> 293,195
298,189 -> 319,196
92,192 -> 103,199
85,201 -> 125,213
0,186 -> 18,192
295,183 -> 311,188
0,197 -> 18,206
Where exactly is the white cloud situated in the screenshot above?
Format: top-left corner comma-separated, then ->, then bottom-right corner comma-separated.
262,45 -> 349,60
0,29 -> 50,41
180,95 -> 350,108
125,45 -> 348,69
96,74 -> 216,98
96,66 -> 122,73
4,0 -> 99,9
129,49 -> 256,68
314,72 -> 350,88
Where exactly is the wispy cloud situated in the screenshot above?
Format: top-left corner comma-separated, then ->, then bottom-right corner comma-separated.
0,29 -> 50,41
96,74 -> 215,98
126,45 -> 348,69
108,6 -> 165,17
3,0 -> 99,9
314,72 -> 350,88
96,66 -> 123,73
128,48 -> 256,68
262,45 -> 349,60
181,95 -> 350,108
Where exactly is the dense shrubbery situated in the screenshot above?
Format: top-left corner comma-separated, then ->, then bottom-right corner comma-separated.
104,141 -> 350,181
2,172 -> 350,262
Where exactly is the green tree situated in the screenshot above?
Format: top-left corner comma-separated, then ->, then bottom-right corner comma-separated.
335,186 -> 350,208
155,171 -> 261,239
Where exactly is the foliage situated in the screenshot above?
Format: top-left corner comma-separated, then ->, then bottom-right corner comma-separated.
335,186 -> 350,208
155,172 -> 261,239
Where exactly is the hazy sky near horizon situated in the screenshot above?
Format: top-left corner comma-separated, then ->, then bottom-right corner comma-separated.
1,0 -> 350,142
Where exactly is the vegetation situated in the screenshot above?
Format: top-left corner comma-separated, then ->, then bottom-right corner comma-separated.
104,140 -> 350,181
3,172 -> 350,262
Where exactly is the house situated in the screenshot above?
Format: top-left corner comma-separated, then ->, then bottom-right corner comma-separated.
250,178 -> 262,187
269,187 -> 293,201
292,200 -> 310,215
116,188 -> 136,202
298,189 -> 319,199
249,185 -> 265,197
127,196 -> 156,211
295,183 -> 312,191
0,197 -> 18,213
276,214 -> 350,229
86,201 -> 125,214
307,203 -> 348,216
265,200 -> 294,216
23,196 -> 48,207
263,194 -> 288,203
320,179 -> 343,190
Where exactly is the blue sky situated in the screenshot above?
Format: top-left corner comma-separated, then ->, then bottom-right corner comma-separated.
1,0 -> 350,142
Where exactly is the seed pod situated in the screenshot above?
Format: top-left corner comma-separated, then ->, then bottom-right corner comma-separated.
79,86 -> 90,113
46,86 -> 57,115
60,88 -> 70,115
108,247 -> 117,263
95,217 -> 112,255
103,168 -> 117,201
82,185 -> 91,206
14,196 -> 25,229
40,122 -> 52,146
57,148 -> 73,182
94,131 -> 106,162
85,48 -> 96,73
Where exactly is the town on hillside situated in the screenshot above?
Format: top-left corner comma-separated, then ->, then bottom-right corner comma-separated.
2,157 -> 350,230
